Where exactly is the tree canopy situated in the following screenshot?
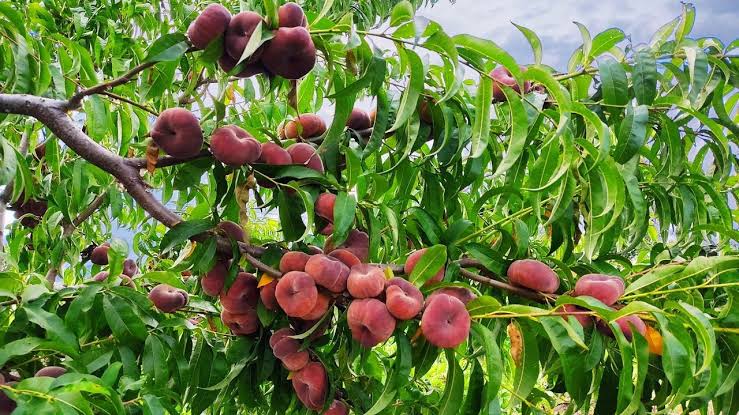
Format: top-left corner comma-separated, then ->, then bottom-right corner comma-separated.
0,1 -> 738,414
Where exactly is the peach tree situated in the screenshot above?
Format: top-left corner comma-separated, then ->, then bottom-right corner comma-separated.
0,0 -> 737,414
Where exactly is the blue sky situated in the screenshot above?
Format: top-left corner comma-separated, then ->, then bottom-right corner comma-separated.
420,0 -> 738,69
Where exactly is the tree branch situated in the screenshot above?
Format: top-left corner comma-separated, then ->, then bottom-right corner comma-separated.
126,149 -> 212,169
66,61 -> 158,110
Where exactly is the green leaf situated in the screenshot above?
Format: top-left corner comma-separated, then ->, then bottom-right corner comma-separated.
24,305 -> 79,354
674,301 -> 715,375
144,33 -> 190,63
437,349 -> 465,415
612,104 -> 649,163
466,296 -> 501,318
624,264 -> 684,295
389,1 -> 414,27
470,76 -> 492,159
512,22 -> 542,65
598,56 -> 628,109
139,271 -> 186,290
470,322 -> 503,409
330,192 -> 357,246
540,317 -> 589,406
632,48 -> 657,105
0,337 -> 44,367
103,294 -> 148,343
573,22 -> 592,61
387,48 -> 425,133
509,320 -> 539,406
408,245 -> 447,286
142,334 -> 168,387
590,28 -> 625,58
160,219 -> 214,252
453,34 -> 523,85
0,2 -> 26,33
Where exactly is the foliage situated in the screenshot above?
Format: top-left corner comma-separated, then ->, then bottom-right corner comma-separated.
0,0 -> 738,414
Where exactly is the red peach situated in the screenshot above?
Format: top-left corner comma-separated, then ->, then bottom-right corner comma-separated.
347,298 -> 396,347
385,277 -> 424,320
148,284 -> 189,313
421,294 -> 470,348
490,65 -> 531,103
202,260 -> 228,296
150,108 -> 204,158
324,229 -> 369,262
328,249 -> 361,268
187,4 -> 231,50
279,251 -> 311,273
425,287 -> 476,307
287,143 -> 324,174
507,259 -> 560,293
210,125 -> 261,166
90,242 -> 110,265
347,264 -> 386,298
221,308 -> 259,335
275,271 -> 318,318
305,254 -> 350,293
261,27 -> 316,80
220,272 -> 258,314
315,193 -> 336,222
292,362 -> 328,410
224,11 -> 265,61
346,108 -> 371,131
278,2 -> 307,27
260,280 -> 279,311
281,114 -> 327,139
217,220 -> 246,242
573,274 -> 625,306
34,366 -> 66,378
301,292 -> 331,320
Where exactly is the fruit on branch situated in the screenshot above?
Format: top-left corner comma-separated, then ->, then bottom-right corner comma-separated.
217,220 -> 246,242
314,192 -> 336,222
419,99 -> 434,124
280,114 -> 327,140
597,314 -> 647,341
148,284 -> 189,313
260,279 -> 279,310
325,400 -> 349,415
122,259 -> 138,277
292,362 -> 328,410
202,260 -> 229,296
369,108 -> 377,126
425,287 -> 476,306
210,125 -> 262,166
328,249 -> 361,268
220,272 -> 258,313
259,142 -> 292,165
287,143 -> 324,173
346,108 -> 372,131
347,264 -> 386,298
221,308 -> 259,335
385,277 -> 424,320
347,298 -> 396,347
261,27 -> 316,80
92,271 -> 109,282
302,292 -> 331,320
421,294 -> 471,348
278,2 -> 307,27
225,11 -> 265,61
10,198 -> 47,228
305,254 -> 350,293
489,65 -> 531,103
34,366 -> 66,378
280,251 -> 312,273
90,243 -> 110,265
404,248 -> 445,286
324,229 -> 369,262
218,53 -> 265,78
187,4 -> 231,50
275,271 -> 319,317
506,259 -> 560,293
573,274 -> 625,306
0,377 -> 16,413
270,328 -> 310,371
150,108 -> 204,158
558,304 -> 593,328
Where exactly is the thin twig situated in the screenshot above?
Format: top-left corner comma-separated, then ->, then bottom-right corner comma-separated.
66,61 -> 158,110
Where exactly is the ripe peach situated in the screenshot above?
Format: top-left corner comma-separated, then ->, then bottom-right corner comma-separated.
148,284 -> 189,313
315,192 -> 336,222
324,229 -> 369,262
558,304 -> 592,328
210,125 -> 262,166
278,2 -> 307,27
325,400 -> 349,415
573,274 -> 625,306
304,254 -> 350,293
404,248 -> 444,285
90,242 -> 110,265
425,287 -> 476,306
13,198 -> 48,228
217,220 -> 246,243
220,272 -> 258,313
218,52 -> 265,78
0,379 -> 16,413
34,366 -> 66,378
347,264 -> 385,298
261,27 -> 316,80
301,292 -> 330,320
421,294 -> 470,348
221,308 -> 259,335
120,275 -> 135,288
347,298 -> 396,347
269,327 -> 295,348
122,259 -> 138,277
319,223 -> 334,236
346,108 -> 371,131
202,260 -> 228,296
275,271 -> 318,317
292,362 -> 328,410
270,328 -> 310,371
287,143 -> 324,173
187,4 -> 231,50
281,114 -> 327,139
150,108 -> 204,158
507,259 -> 560,293
224,11 -> 265,61
260,280 -> 279,311
385,277 -> 423,320
490,65 -> 531,103
328,249 -> 361,268
597,314 -> 647,341
258,142 -> 292,164
279,251 -> 311,273
92,271 -> 109,282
